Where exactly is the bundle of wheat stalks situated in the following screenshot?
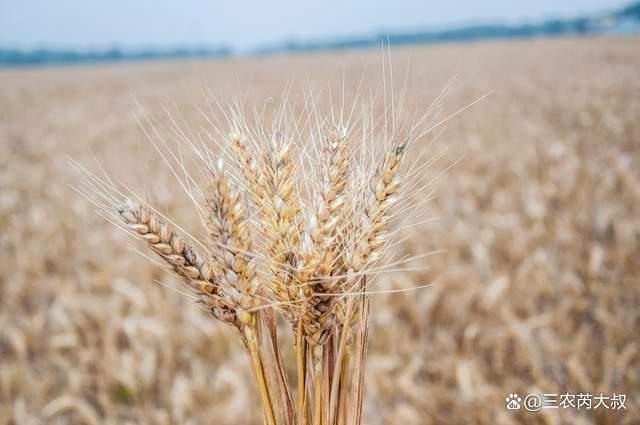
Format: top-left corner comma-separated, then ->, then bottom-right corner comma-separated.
75,83 -> 446,425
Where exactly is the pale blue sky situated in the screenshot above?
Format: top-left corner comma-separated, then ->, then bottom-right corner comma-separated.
0,0 -> 630,50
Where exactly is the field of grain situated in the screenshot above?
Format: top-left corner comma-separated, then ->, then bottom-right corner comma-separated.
1,36 -> 639,424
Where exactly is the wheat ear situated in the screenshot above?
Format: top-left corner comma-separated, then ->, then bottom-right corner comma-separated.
205,159 -> 279,425
117,200 -> 237,324
298,127 -> 350,347
336,142 -> 406,329
257,133 -> 301,319
347,142 -> 405,274
205,159 -> 260,327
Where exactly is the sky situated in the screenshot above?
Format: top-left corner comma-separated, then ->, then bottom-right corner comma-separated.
0,0 -> 631,51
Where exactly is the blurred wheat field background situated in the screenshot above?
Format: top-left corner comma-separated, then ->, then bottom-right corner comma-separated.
1,36 -> 639,424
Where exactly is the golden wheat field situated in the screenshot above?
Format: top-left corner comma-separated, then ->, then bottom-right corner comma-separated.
1,35 -> 639,424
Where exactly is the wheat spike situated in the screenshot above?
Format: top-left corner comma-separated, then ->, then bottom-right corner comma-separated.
346,142 -> 405,274
298,127 -> 351,346
117,200 -> 237,324
335,142 -> 406,327
205,159 -> 260,327
256,132 -> 301,320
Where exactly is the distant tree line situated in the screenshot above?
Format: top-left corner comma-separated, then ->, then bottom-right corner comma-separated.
1,1 -> 638,67
0,46 -> 232,67
254,1 -> 640,55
